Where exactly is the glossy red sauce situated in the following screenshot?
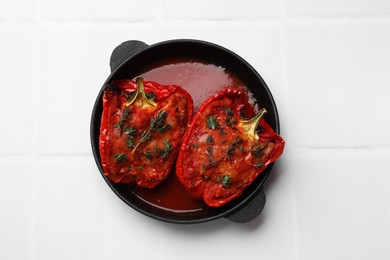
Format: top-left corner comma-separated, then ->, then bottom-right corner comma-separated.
131,58 -> 252,214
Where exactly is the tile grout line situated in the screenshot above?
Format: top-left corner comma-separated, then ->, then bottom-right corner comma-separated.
2,14 -> 390,25
28,1 -> 41,258
278,0 -> 300,259
28,28 -> 38,260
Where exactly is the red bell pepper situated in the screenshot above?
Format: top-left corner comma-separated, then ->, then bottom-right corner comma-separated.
99,77 -> 193,188
176,89 -> 284,207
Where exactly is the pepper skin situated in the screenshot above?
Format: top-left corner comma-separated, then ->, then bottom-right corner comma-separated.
176,89 -> 284,207
99,77 -> 193,188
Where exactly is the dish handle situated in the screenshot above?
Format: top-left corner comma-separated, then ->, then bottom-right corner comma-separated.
226,189 -> 266,223
110,40 -> 149,73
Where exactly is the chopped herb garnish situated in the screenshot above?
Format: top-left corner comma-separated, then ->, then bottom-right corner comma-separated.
206,146 -> 213,155
226,136 -> 244,160
126,139 -> 135,148
224,107 -> 236,127
138,165 -> 145,170
221,139 -> 227,144
132,110 -> 171,153
113,108 -> 131,132
113,121 -> 124,131
217,174 -> 232,188
123,125 -> 136,138
225,107 -> 233,118
201,163 -> 206,171
205,146 -> 216,168
219,128 -> 227,135
206,115 -> 220,130
121,108 -> 130,121
157,124 -> 172,133
144,151 -> 153,161
206,135 -> 214,144
113,153 -> 127,163
140,130 -> 152,141
150,111 -> 170,132
160,140 -> 172,159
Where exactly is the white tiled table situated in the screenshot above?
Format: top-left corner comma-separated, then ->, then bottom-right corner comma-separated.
1,1 -> 390,259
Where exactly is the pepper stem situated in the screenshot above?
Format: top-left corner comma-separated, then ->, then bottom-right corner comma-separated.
125,77 -> 157,107
239,108 -> 267,140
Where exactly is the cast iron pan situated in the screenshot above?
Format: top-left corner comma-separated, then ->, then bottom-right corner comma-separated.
91,39 -> 280,224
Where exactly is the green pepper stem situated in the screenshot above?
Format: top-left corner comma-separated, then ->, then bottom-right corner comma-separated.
239,108 -> 267,140
125,77 -> 157,107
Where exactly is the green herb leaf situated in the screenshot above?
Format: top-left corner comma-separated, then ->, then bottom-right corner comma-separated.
219,128 -> 227,135
226,136 -> 244,160
126,139 -> 135,148
157,124 -> 172,133
206,135 -> 214,144
144,151 -> 153,161
201,163 -> 206,171
150,111 -> 167,131
121,108 -> 130,121
191,143 -> 199,149
225,107 -> 233,118
160,140 -> 172,159
132,110 -> 171,153
113,121 -> 124,131
217,174 -> 232,188
113,153 -> 127,163
206,115 -> 220,130
113,108 -> 131,132
123,125 -> 136,138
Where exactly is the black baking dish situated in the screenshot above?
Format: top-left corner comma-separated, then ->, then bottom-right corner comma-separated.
90,39 -> 280,224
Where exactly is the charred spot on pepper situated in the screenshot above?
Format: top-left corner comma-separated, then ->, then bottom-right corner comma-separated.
107,84 -> 122,93
250,145 -> 264,158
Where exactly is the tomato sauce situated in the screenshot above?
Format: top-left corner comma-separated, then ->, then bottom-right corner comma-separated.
131,58 -> 252,214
